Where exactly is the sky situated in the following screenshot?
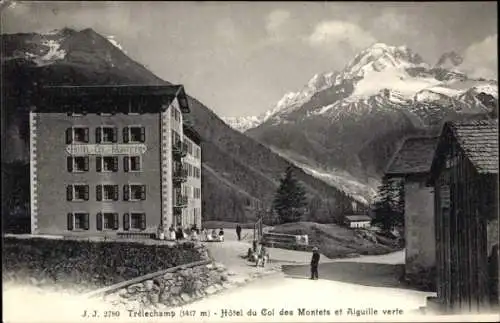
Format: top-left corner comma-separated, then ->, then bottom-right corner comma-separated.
2,1 -> 498,117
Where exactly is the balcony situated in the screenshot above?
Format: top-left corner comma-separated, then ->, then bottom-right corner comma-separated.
172,167 -> 188,183
173,195 -> 188,209
172,140 -> 188,159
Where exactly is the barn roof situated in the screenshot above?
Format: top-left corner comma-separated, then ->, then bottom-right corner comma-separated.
447,120 -> 498,174
345,215 -> 371,222
385,137 -> 439,176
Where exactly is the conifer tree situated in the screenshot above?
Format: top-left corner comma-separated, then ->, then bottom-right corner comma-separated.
371,176 -> 404,232
272,166 -> 308,223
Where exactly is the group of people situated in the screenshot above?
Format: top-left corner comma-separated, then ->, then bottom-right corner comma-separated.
247,240 -> 269,267
160,225 -> 225,242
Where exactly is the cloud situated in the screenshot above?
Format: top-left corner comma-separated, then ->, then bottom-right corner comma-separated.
307,20 -> 376,51
265,9 -> 291,42
370,8 -> 418,37
461,34 -> 498,80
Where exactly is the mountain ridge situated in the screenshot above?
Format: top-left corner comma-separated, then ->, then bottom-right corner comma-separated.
223,43 -> 497,200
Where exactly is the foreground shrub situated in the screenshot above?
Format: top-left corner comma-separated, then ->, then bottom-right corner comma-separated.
2,238 -> 202,292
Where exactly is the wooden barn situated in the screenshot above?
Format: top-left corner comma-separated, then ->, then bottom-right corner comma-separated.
427,120 -> 499,313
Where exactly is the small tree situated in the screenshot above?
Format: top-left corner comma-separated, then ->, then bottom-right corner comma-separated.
272,166 -> 308,224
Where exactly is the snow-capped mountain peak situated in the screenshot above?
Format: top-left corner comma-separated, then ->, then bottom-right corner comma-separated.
106,35 -> 127,54
2,28 -> 70,66
220,115 -> 264,133
343,43 -> 426,79
223,43 -> 496,134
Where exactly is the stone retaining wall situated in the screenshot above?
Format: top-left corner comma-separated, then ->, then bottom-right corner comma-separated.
93,261 -> 231,310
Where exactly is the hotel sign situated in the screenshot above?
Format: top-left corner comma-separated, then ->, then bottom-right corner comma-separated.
66,144 -> 147,155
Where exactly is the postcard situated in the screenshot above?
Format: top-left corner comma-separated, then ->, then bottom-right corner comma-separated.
1,1 -> 498,322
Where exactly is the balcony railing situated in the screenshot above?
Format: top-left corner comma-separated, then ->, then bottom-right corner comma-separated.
173,195 -> 188,208
172,140 -> 188,159
172,167 -> 188,183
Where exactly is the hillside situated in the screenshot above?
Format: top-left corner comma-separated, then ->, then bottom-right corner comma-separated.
1,28 -> 359,224
269,222 -> 398,259
224,44 -> 497,202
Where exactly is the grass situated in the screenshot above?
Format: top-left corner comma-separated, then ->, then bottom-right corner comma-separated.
269,222 -> 399,259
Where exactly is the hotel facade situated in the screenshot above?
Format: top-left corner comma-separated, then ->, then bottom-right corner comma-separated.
29,85 -> 201,237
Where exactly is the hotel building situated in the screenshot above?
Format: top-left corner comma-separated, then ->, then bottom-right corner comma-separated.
29,85 -> 202,237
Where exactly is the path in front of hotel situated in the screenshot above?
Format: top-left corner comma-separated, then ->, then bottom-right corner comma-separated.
176,230 -> 499,322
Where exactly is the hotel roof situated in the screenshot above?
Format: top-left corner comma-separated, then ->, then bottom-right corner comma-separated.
32,84 -> 190,113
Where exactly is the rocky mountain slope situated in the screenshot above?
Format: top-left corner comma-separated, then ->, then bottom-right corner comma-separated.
1,28 -> 359,223
225,43 -> 497,201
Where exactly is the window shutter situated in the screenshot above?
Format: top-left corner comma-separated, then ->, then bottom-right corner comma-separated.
112,127 -> 118,143
96,127 -> 102,143
67,213 -> 74,230
113,185 -> 119,201
123,156 -> 129,172
67,157 -> 73,172
140,213 -> 146,230
123,185 -> 130,201
96,185 -> 102,201
113,156 -> 119,172
66,185 -> 73,201
123,127 -> 129,143
96,212 -> 103,231
140,127 -> 145,142
123,213 -> 130,231
83,213 -> 89,230
83,128 -> 89,143
113,213 -> 119,230
84,185 -> 89,201
140,185 -> 146,200
96,157 -> 102,172
66,128 -> 72,144
84,157 -> 89,171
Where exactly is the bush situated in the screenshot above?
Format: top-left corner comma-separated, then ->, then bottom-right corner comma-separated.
2,238 -> 203,292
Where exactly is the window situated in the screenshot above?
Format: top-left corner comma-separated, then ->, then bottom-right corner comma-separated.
192,167 -> 200,179
173,109 -> 180,122
67,212 -> 89,231
66,184 -> 89,201
66,127 -> 89,144
67,156 -> 89,172
96,126 -> 118,143
123,212 -> 146,230
96,156 -> 118,172
96,184 -> 119,201
124,156 -> 141,172
194,147 -> 200,159
172,131 -> 181,145
194,188 -> 201,199
123,126 -> 145,143
123,184 -> 146,201
96,212 -> 119,230
187,141 -> 193,155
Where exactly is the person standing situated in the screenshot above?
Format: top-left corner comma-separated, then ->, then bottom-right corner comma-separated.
310,247 -> 320,280
236,224 -> 242,241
